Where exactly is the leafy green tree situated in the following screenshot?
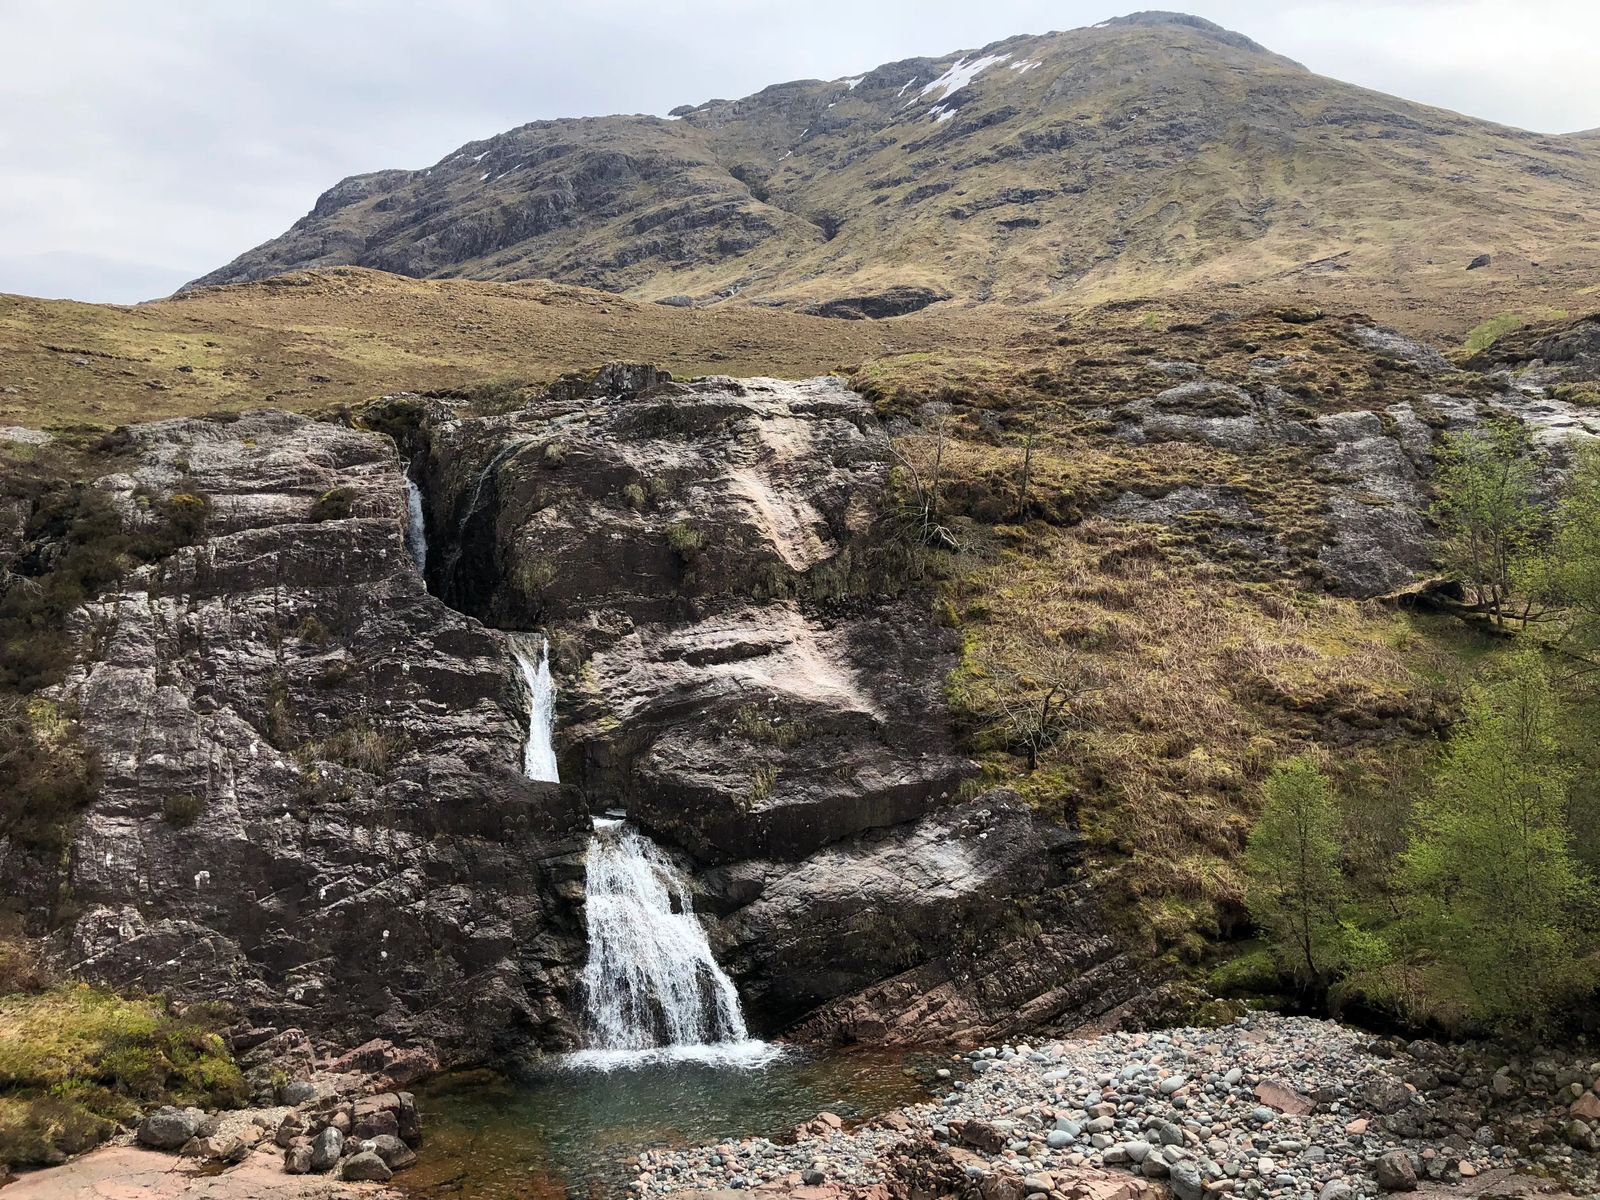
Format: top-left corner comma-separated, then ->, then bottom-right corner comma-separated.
1521,439 -> 1600,667
1245,755 -> 1349,988
1430,422 -> 1542,625
1403,650 -> 1593,1030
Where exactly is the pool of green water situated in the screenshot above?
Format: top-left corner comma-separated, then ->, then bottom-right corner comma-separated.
397,1045 -> 946,1199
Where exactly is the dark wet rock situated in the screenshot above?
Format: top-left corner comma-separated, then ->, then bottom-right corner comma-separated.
32,410 -> 589,1058
368,1133 -> 418,1170
805,286 -> 951,319
425,373 -> 970,864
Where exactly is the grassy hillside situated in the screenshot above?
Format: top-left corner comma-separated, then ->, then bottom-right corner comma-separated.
0,269 -> 1038,429
187,15 -> 1600,321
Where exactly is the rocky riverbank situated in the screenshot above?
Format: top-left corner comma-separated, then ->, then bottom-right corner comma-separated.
637,1014 -> 1600,1200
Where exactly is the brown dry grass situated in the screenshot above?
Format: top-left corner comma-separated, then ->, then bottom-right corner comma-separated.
946,518 -> 1454,957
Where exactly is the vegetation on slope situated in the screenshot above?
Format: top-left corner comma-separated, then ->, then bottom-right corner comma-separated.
0,975 -> 242,1172
187,17 -> 1600,324
1230,438 -> 1600,1034
852,305 -> 1598,1031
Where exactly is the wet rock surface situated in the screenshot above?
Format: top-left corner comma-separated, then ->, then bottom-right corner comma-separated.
416,369 -> 1119,1036
20,410 -> 589,1058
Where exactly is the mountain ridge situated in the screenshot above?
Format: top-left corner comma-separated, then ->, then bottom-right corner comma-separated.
188,12 -> 1600,314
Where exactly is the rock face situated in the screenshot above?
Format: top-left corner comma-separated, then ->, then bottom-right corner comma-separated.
412,369 -> 1123,1036
33,410 -> 589,1058
721,795 -> 1144,1038
1100,326 -> 1598,597
11,373 -> 1127,1055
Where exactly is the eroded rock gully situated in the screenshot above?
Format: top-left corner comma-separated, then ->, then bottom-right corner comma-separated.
10,369 -> 1127,1077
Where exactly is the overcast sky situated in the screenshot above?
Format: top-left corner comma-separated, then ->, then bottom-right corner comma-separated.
2,0 -> 1597,305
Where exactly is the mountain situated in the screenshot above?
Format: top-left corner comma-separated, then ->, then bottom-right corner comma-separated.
188,12 -> 1600,314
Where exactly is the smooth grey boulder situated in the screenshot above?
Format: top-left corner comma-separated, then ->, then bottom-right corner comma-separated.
340,1150 -> 394,1182
309,1126 -> 345,1173
136,1106 -> 202,1151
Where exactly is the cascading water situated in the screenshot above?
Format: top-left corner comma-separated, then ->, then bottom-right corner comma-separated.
568,819 -> 774,1071
440,442 -> 521,594
510,635 -> 560,783
403,473 -> 428,573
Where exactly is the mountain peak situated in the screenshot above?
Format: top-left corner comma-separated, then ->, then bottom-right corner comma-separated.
184,15 -> 1600,312
1094,11 -> 1277,56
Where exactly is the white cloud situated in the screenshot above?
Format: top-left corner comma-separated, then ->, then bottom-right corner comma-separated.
0,0 -> 1595,303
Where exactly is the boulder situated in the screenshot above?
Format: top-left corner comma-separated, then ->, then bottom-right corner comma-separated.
340,1150 -> 394,1182
368,1133 -> 418,1170
1169,1159 -> 1203,1200
136,1106 -> 203,1151
1360,1075 -> 1412,1115
284,1144 -> 313,1175
274,1111 -> 307,1149
309,1126 -> 345,1173
1375,1150 -> 1418,1191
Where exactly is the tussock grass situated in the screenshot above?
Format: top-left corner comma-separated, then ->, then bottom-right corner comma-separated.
0,986 -> 242,1170
947,519 -> 1453,957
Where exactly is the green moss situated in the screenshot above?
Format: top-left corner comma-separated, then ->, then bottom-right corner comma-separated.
309,486 -> 356,521
0,986 -> 243,1171
1463,313 -> 1526,354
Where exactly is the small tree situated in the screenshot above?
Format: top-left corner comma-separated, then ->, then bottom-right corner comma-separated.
1244,755 -> 1349,988
1403,650 -> 1593,1030
1430,422 -> 1543,626
1522,440 -> 1600,668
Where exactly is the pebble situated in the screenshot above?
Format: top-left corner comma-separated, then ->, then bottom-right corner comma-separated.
637,1013 -> 1596,1198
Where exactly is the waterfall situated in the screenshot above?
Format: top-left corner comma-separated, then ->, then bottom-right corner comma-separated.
510,635 -> 560,783
441,442 -> 521,593
568,819 -> 773,1070
403,474 -> 428,573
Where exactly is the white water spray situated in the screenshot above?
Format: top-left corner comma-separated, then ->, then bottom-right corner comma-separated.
510,635 -> 560,783
568,819 -> 773,1071
403,475 -> 428,573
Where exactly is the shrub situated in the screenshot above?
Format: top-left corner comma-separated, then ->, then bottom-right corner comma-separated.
309,487 -> 356,521
1243,755 -> 1352,989
0,697 -> 98,852
160,492 -> 209,544
300,721 -> 401,777
666,521 -> 704,557
161,792 -> 205,828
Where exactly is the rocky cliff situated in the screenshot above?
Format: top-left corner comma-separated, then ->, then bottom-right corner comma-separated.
6,410 -> 592,1062
7,370 -> 1133,1067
